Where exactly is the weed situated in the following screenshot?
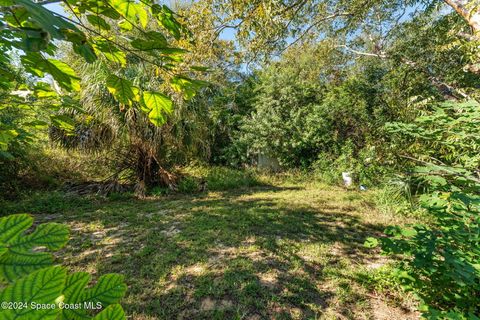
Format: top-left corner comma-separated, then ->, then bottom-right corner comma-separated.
178,166 -> 262,193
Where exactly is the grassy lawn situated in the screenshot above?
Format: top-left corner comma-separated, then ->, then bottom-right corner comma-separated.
3,179 -> 419,319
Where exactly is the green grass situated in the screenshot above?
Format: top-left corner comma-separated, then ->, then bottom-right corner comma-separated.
178,165 -> 263,192
2,176 -> 419,319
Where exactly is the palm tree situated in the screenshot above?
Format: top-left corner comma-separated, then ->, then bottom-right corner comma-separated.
50,55 -> 212,195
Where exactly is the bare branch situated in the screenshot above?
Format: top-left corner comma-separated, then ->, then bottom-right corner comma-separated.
33,0 -> 62,4
443,0 -> 480,34
280,12 -> 352,52
337,45 -> 387,58
337,44 -> 471,100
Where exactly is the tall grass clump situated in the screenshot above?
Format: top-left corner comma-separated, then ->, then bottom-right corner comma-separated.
178,166 -> 262,193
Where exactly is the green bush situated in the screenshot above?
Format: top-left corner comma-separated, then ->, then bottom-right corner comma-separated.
179,166 -> 261,192
370,178 -> 421,217
177,176 -> 199,193
366,101 -> 480,318
0,191 -> 94,216
148,186 -> 171,196
229,45 -> 409,171
0,214 -> 127,319
356,264 -> 415,308
204,167 -> 260,191
313,144 -> 391,187
368,190 -> 480,318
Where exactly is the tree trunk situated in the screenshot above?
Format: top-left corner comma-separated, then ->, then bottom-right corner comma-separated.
444,0 -> 480,34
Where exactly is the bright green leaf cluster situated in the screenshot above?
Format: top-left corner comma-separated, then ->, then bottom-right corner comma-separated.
372,100 -> 480,319
0,0 -> 207,155
0,214 -> 69,282
141,91 -> 173,126
0,214 -> 127,319
0,130 -> 18,151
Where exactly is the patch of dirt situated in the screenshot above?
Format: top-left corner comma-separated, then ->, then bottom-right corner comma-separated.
142,209 -> 173,218
160,225 -> 181,237
220,299 -> 233,309
258,271 -> 278,289
199,297 -> 233,311
242,236 -> 256,245
365,255 -> 389,270
183,263 -> 206,276
371,298 -> 419,320
200,297 -> 215,311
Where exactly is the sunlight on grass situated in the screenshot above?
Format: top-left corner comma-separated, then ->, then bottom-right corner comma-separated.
0,180 -> 420,319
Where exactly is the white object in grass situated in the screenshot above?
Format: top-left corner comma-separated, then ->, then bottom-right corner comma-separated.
342,172 -> 353,188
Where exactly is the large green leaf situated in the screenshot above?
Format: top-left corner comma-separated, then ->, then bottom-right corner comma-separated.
21,53 -> 81,92
130,32 -> 167,51
117,19 -> 133,31
0,266 -> 66,320
34,82 -> 58,98
0,215 -> 127,319
170,76 -> 207,100
63,272 -> 90,303
108,0 -> 147,28
92,39 -> 126,67
9,223 -> 69,251
20,53 -> 45,77
141,91 -> 173,126
84,274 -> 127,305
63,273 -> 127,319
0,214 -> 33,244
0,214 -> 69,282
108,0 -> 136,21
145,31 -> 167,42
50,114 -> 76,132
135,3 -> 148,29
159,47 -> 187,57
0,250 -> 54,284
62,272 -> 91,319
154,5 -> 182,39
45,59 -> 81,92
0,129 -> 19,151
12,0 -> 79,40
105,75 -> 137,106
74,43 -> 98,63
86,15 -> 111,31
92,304 -> 125,320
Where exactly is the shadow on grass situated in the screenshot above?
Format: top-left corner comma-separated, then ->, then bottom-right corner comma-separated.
27,185 -> 386,319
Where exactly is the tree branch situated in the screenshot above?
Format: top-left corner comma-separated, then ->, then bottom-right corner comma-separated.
337,45 -> 470,100
280,12 -> 352,52
443,0 -> 480,34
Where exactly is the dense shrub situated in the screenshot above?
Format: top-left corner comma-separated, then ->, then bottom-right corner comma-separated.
178,166 -> 262,193
367,101 -> 480,318
0,191 -> 97,216
221,44 -> 411,183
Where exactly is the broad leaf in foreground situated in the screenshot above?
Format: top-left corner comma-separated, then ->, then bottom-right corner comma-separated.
141,91 -> 173,126
0,214 -> 69,282
0,266 -> 66,320
62,272 -> 127,319
106,75 -> 137,106
93,304 -> 125,320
